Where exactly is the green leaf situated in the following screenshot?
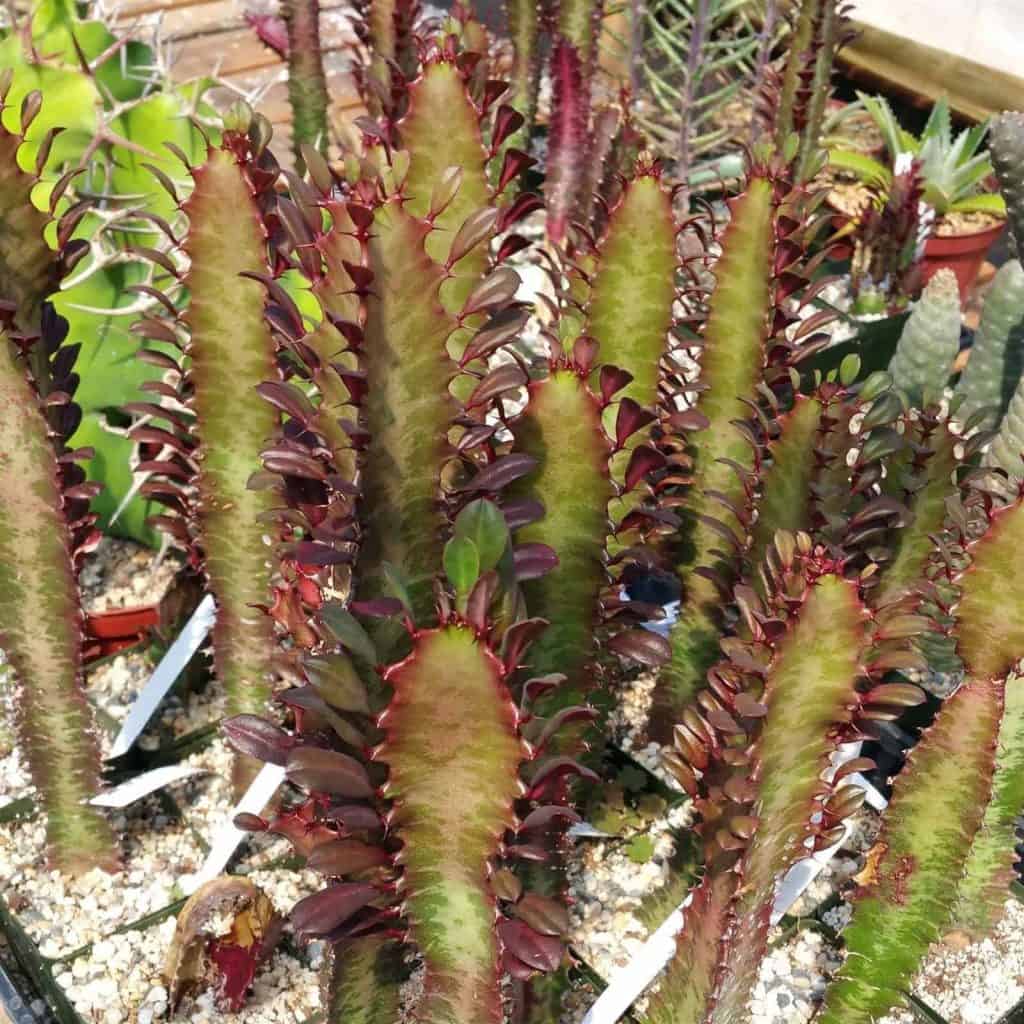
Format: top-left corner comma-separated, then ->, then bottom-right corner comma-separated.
444,535 -> 481,605
948,192 -> 1006,215
626,835 -> 655,864
826,148 -> 893,189
453,499 -> 509,575
320,602 -> 378,665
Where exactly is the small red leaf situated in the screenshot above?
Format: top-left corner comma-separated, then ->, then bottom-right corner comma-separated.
497,919 -> 564,972
513,543 -> 559,580
222,715 -> 295,767
607,628 -> 671,667
291,883 -> 379,937
460,453 -> 537,493
306,839 -> 390,876
286,746 -> 375,798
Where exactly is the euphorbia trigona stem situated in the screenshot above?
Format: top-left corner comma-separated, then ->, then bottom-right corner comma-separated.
282,0 -> 330,172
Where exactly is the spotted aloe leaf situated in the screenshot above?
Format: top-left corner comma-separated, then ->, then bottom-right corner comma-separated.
818,677 -> 1003,1024
655,174 -> 776,726
180,133 -> 282,788
379,625 -> 525,1024
955,259 -> 1024,428
649,536 -> 910,1024
0,321 -> 119,875
952,674 -> 1024,934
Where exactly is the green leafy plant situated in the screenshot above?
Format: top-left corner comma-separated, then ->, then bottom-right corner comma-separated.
829,93 -> 1007,220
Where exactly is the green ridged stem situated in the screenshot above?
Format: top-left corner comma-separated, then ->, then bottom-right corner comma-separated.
953,675 -> 1024,934
956,497 -> 1024,680
557,0 -> 602,69
774,0 -> 820,149
955,259 -> 1024,428
379,625 -> 524,1024
649,563 -> 868,1024
512,370 -> 612,686
749,396 -> 822,574
987,374 -> 1024,478
359,196 -> 456,618
0,333 -> 118,875
585,172 -> 678,410
183,146 -> 280,789
990,112 -> 1024,258
657,175 -> 774,723
794,0 -> 839,182
819,677 -> 1003,1024
874,423 -> 958,608
886,269 -> 962,407
282,0 -> 330,170
399,60 -> 490,311
502,0 -> 540,164
323,936 -> 405,1023
713,573 -> 865,1022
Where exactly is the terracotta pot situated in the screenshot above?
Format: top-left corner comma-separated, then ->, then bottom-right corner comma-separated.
82,570 -> 203,662
921,220 -> 1005,303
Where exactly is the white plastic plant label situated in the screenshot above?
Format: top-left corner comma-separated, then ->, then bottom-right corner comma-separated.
579,743 -> 888,1024
182,762 -> 285,896
581,894 -> 694,1024
89,764 -> 206,807
108,593 -> 217,760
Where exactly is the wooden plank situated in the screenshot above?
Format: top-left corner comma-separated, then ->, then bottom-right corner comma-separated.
840,21 -> 1024,122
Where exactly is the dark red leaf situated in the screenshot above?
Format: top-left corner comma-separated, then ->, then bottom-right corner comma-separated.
519,804 -> 582,832
503,617 -> 548,671
513,543 -> 559,580
291,883 -> 379,937
514,893 -> 570,936
607,628 -> 671,667
624,445 -> 666,490
497,919 -> 564,972
615,398 -> 656,448
460,453 -> 537,493
599,365 -> 633,403
306,839 -> 389,876
501,497 -> 545,529
466,363 -> 527,410
222,714 -> 295,766
286,746 -> 375,798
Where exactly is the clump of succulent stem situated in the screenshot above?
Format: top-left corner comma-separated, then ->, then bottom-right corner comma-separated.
0,89 -> 118,875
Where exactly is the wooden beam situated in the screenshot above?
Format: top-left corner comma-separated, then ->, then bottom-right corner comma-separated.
839,21 -> 1024,123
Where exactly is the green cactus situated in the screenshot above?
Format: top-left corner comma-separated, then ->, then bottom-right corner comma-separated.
886,268 -> 962,407
0,99 -> 118,875
955,260 -> 1024,427
990,112 -> 1024,257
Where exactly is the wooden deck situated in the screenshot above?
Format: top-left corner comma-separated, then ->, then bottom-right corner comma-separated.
109,0 -> 365,160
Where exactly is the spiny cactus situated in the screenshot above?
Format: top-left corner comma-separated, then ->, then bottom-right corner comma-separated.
650,533 -> 926,1023
281,0 -> 330,168
886,268 -> 962,407
955,259 -> 1024,428
651,158 -> 834,731
0,96 -> 118,874
990,111 -> 1024,257
821,481 -> 1024,1023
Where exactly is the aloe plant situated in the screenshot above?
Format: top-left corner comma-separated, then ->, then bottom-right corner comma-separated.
829,93 -> 1007,220
0,90 -> 118,875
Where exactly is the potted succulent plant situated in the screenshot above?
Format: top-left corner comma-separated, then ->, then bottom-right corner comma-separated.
828,93 -> 1006,300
